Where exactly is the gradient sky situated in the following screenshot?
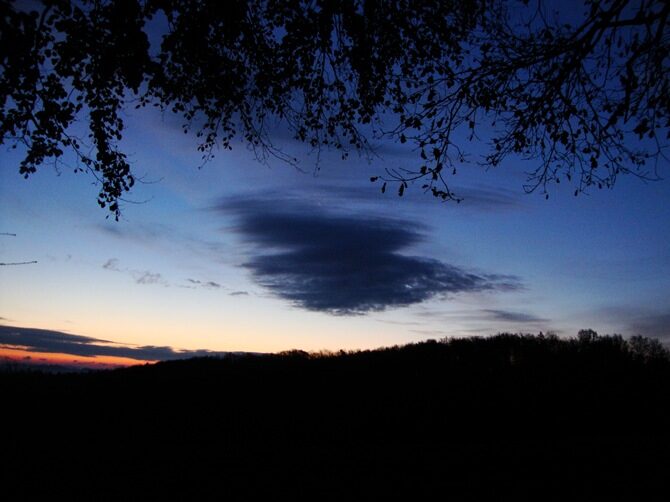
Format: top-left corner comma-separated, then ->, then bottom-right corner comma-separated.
1,95 -> 669,365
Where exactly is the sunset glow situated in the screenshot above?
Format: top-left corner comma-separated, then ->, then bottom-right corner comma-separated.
0,346 -> 151,369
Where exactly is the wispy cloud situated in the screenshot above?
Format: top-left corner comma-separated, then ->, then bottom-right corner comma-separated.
256,182 -> 523,213
218,197 -> 522,315
454,186 -> 523,211
135,271 -> 164,285
96,221 -> 174,245
102,258 -> 168,286
102,258 -> 120,271
410,329 -> 449,336
376,319 -> 423,326
482,309 -> 550,324
186,278 -> 222,289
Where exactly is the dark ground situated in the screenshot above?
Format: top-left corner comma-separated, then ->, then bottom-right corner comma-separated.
2,333 -> 669,500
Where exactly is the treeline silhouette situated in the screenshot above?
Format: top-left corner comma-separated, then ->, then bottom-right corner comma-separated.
2,331 -> 669,500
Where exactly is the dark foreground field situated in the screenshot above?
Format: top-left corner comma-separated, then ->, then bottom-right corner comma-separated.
2,332 -> 669,500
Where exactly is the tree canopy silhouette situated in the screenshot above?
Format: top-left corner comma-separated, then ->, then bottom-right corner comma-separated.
2,0 -> 668,217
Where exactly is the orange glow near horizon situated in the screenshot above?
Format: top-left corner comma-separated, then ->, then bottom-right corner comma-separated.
0,346 -> 153,369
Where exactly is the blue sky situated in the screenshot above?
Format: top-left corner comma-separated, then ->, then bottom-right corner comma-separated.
1,101 -> 669,360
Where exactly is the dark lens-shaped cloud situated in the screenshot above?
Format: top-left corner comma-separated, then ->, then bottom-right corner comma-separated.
219,198 -> 521,314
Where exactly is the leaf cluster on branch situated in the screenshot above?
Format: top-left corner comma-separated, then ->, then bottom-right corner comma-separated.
1,0 -> 668,218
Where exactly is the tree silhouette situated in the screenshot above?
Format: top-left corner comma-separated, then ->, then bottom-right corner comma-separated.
2,331 -> 669,499
1,0 -> 668,218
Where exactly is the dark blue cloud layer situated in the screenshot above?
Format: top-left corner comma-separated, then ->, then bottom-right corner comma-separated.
627,312 -> 670,341
483,309 -> 549,324
221,199 -> 521,314
0,326 -> 227,361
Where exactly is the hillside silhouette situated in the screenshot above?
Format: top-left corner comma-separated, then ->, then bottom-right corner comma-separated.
2,331 -> 669,500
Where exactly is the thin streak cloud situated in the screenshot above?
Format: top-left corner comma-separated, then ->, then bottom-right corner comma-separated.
482,309 -> 550,324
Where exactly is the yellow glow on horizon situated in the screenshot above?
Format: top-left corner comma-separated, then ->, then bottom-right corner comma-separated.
2,311 -> 436,355
0,347 -> 152,368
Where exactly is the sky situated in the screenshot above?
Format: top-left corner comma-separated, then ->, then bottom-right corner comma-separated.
1,96 -> 668,368
1,0 -> 669,367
